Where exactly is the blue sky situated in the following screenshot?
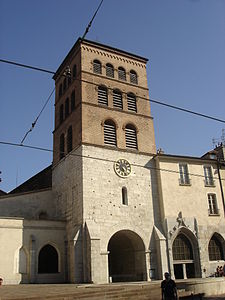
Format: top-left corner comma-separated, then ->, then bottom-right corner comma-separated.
0,0 -> 225,192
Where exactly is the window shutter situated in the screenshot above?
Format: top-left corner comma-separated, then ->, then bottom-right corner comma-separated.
113,90 -> 123,109
106,64 -> 114,78
104,121 -> 117,146
93,60 -> 102,74
127,93 -> 137,112
118,67 -> 126,81
125,125 -> 137,149
98,87 -> 108,106
130,70 -> 138,84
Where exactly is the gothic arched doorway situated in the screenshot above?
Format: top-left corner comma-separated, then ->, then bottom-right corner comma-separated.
38,244 -> 59,273
107,230 -> 146,282
172,233 -> 195,279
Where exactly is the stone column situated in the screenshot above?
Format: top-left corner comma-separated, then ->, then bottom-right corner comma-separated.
29,235 -> 36,283
100,251 -> 110,283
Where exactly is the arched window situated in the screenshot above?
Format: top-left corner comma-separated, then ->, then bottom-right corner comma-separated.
71,90 -> 75,111
67,126 -> 73,153
67,75 -> 71,86
59,104 -> 64,124
72,64 -> 77,79
104,120 -> 117,146
93,60 -> 102,74
98,86 -> 108,106
208,235 -> 224,261
122,187 -> 128,205
118,67 -> 126,81
130,70 -> 138,84
65,98 -> 69,118
106,63 -> 114,78
38,244 -> 58,273
127,93 -> 137,112
60,134 -> 65,159
125,124 -> 137,149
59,84 -> 62,97
113,90 -> 123,109
63,77 -> 67,92
173,234 -> 193,260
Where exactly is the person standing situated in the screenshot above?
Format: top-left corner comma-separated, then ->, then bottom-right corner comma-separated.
161,272 -> 178,300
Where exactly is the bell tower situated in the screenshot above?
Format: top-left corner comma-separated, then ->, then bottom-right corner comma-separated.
52,38 -> 157,284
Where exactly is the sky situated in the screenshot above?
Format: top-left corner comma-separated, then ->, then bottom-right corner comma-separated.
0,0 -> 225,192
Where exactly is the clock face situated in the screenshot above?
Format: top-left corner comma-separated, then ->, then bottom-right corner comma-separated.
114,159 -> 131,177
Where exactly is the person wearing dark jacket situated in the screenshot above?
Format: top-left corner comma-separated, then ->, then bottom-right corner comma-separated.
161,272 -> 178,300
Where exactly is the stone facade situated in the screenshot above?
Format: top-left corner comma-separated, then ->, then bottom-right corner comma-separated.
0,38 -> 224,285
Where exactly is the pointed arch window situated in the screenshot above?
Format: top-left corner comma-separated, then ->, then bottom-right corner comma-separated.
60,134 -> 65,159
98,86 -> 108,106
65,98 -> 69,118
71,90 -> 75,111
104,120 -> 117,146
113,90 -> 123,109
125,124 -> 137,149
118,67 -> 126,81
208,235 -> 224,261
130,70 -> 138,84
67,126 -> 73,153
173,234 -> 193,260
38,244 -> 59,273
59,104 -> 64,124
72,64 -> 77,79
93,60 -> 102,74
127,93 -> 137,112
106,63 -> 114,78
122,187 -> 128,205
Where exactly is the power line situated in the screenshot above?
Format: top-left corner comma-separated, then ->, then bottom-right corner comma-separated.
20,87 -> 55,144
1,58 -> 225,125
81,0 -> 104,40
0,141 -> 224,182
0,59 -> 55,75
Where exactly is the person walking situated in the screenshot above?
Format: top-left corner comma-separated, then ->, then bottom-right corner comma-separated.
161,272 -> 178,300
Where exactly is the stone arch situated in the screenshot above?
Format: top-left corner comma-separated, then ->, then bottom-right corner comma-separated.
208,232 -> 225,261
107,230 -> 146,282
171,227 -> 200,279
38,243 -> 60,274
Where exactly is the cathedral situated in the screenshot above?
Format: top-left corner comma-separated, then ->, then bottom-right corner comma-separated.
0,38 -> 224,284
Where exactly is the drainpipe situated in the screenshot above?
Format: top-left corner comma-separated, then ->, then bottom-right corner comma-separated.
216,157 -> 225,217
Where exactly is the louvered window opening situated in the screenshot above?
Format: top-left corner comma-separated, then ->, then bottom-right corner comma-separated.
208,236 -> 223,261
71,91 -> 75,111
130,71 -> 138,84
125,127 -> 137,149
73,64 -> 77,79
65,98 -> 69,118
104,123 -> 117,146
60,134 -> 65,159
67,126 -> 73,153
127,94 -> 137,112
60,105 -> 64,124
93,60 -> 102,74
106,64 -> 114,78
118,68 -> 126,81
98,87 -> 108,106
113,91 -> 123,109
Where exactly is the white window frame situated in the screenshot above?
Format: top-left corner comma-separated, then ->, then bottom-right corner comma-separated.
179,163 -> 191,185
208,194 -> 219,215
204,166 -> 215,187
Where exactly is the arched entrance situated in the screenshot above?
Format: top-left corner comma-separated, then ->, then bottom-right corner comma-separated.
107,230 -> 146,282
172,233 -> 195,279
38,244 -> 59,273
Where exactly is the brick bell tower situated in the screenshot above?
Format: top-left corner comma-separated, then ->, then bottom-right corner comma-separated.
52,38 -> 157,284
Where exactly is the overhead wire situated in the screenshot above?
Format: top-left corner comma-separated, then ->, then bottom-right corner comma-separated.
1,58 -> 225,125
0,141 -> 224,182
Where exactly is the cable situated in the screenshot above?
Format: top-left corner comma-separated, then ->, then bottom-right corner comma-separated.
81,0 -> 104,40
20,87 -> 55,144
1,58 -> 225,125
0,59 -> 55,75
0,141 -> 224,181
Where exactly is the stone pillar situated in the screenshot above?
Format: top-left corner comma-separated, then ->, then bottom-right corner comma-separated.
90,238 -> 101,283
29,235 -> 36,283
100,251 -> 110,283
64,239 -> 68,282
183,264 -> 187,279
145,250 -> 151,281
